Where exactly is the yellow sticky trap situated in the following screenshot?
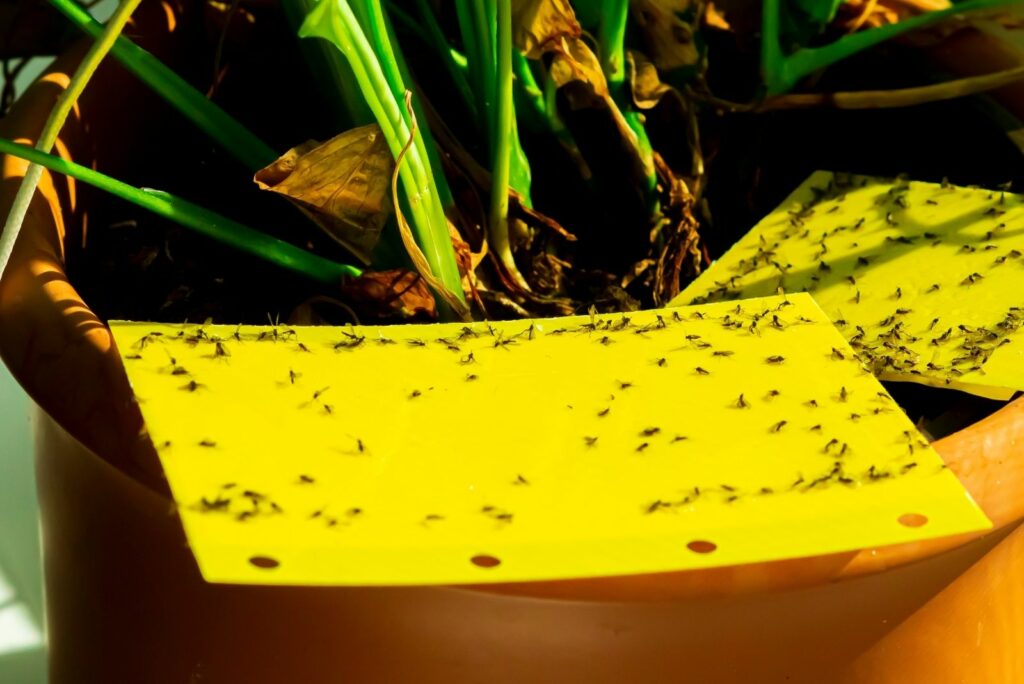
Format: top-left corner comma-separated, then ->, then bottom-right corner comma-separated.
675,171 -> 1024,400
110,294 -> 988,586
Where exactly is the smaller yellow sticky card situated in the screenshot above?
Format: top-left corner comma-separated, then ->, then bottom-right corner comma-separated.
676,171 -> 1024,399
111,294 -> 988,586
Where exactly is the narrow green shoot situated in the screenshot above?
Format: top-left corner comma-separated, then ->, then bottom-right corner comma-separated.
598,0 -> 657,202
0,0 -> 143,283
449,0 -> 532,287
299,0 -> 467,318
282,0 -> 376,130
512,51 -> 547,131
454,0 -> 486,126
512,50 -> 591,183
0,137 -> 361,283
371,4 -> 456,210
410,0 -> 477,121
488,0 -> 527,288
761,0 -> 1016,95
599,0 -> 630,103
47,0 -> 277,171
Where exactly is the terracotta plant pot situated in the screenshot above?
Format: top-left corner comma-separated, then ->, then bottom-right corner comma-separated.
2,16 -> 1023,684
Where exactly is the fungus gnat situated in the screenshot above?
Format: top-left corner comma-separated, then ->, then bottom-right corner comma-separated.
960,273 -> 984,286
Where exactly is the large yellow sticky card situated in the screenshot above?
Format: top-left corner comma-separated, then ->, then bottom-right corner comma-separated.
110,294 -> 988,586
675,171 -> 1024,400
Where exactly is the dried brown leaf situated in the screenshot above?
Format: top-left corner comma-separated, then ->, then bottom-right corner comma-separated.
548,36 -> 608,95
254,124 -> 393,264
705,2 -> 731,31
631,0 -> 701,72
338,269 -> 437,320
549,38 -> 653,181
628,51 -> 676,110
511,0 -> 582,58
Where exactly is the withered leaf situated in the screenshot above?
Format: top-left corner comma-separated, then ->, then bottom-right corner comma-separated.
548,36 -> 608,95
549,37 -> 654,180
511,0 -> 581,58
254,124 -> 393,264
338,269 -> 437,320
628,51 -> 677,110
631,0 -> 701,72
448,221 -> 487,313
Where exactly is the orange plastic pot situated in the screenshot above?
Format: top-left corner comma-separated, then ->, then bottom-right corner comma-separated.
2,16 -> 1024,684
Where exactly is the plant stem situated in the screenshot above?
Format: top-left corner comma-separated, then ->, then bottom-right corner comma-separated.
489,0 -> 528,289
762,0 -> 1015,95
357,0 -> 462,301
47,0 -> 277,171
596,1 -> 658,205
512,50 -> 547,130
409,0 -> 477,120
375,3 -> 456,211
300,0 -> 466,317
282,0 -> 376,130
0,0 -> 141,283
0,137 -> 361,283
599,0 -> 629,105
453,0 -> 485,130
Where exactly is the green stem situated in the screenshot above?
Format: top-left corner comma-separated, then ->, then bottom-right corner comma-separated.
454,0 -> 485,130
47,0 -> 277,171
282,0 -> 375,129
513,50 -> 589,179
762,0 -> 1016,95
300,0 -> 466,317
489,0 -> 527,288
376,3 -> 456,211
358,1 -> 461,293
0,0 -> 142,283
512,51 -> 547,129
595,0 -> 656,201
458,0 -> 494,137
0,137 -> 360,283
599,0 -> 629,106
409,0 -> 477,120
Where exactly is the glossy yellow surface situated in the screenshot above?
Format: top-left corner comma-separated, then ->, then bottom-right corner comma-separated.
675,172 -> 1024,400
109,294 -> 988,586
